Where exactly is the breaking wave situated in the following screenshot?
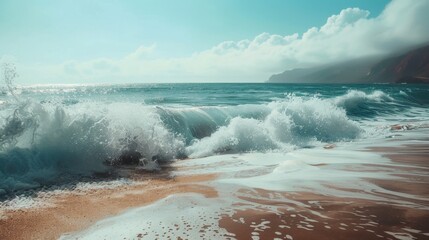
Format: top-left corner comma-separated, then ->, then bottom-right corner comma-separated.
2,87 -> 422,194
333,90 -> 394,117
186,97 -> 361,158
0,101 -> 185,194
0,95 -> 364,194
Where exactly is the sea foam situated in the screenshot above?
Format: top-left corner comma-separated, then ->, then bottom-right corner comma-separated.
1,85 -> 427,194
186,96 -> 361,158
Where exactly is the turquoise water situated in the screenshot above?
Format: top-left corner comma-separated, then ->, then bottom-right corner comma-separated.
1,83 -> 428,195
7,83 -> 429,107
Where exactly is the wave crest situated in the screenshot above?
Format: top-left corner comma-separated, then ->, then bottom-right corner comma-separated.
0,101 -> 185,194
333,90 -> 394,116
1,93 -> 369,193
186,96 -> 361,158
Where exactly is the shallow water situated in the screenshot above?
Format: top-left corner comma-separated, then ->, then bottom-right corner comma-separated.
60,129 -> 429,240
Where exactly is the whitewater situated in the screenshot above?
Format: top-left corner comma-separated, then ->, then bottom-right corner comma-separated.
1,82 -> 429,239
1,83 -> 428,196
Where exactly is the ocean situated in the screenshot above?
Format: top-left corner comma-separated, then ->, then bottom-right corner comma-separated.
1,83 -> 429,239
1,83 -> 428,196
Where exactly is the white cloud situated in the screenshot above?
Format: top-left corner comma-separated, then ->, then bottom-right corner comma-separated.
124,44 -> 157,61
16,0 -> 429,83
320,8 -> 370,35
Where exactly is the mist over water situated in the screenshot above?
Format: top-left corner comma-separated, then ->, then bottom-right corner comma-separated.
1,82 -> 428,195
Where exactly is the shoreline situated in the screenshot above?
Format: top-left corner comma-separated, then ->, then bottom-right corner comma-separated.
215,144 -> 429,240
0,142 -> 428,239
0,174 -> 217,240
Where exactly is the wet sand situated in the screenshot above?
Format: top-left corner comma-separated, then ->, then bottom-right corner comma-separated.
215,144 -> 429,240
0,174 -> 217,240
0,144 -> 428,240
219,187 -> 429,240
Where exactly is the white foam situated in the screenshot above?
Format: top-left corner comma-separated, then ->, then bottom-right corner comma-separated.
0,178 -> 135,217
385,231 -> 417,240
186,96 -> 362,158
60,194 -> 232,240
175,145 -> 428,207
334,90 -> 393,109
0,195 -> 52,220
63,132 -> 429,238
0,101 -> 185,193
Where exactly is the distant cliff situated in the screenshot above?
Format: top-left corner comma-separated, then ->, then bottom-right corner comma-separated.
268,45 -> 429,84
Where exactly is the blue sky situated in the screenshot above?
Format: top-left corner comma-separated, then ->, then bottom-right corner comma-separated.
1,0 -> 388,63
1,0 -> 428,83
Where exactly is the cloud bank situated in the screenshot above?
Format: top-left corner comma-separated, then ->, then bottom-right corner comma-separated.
17,0 -> 429,83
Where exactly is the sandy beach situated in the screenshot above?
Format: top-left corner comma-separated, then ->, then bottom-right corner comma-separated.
1,136 -> 428,240
0,174 -> 217,239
